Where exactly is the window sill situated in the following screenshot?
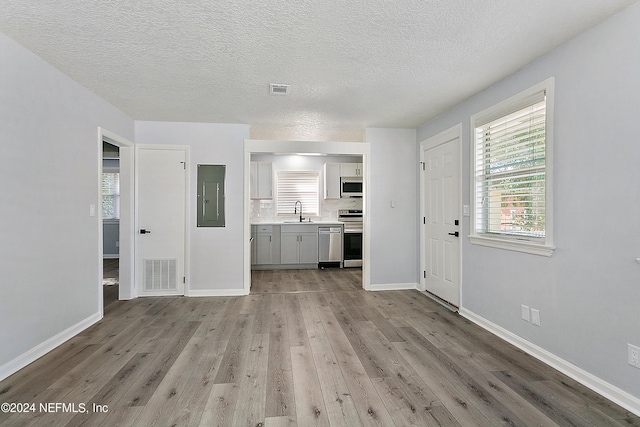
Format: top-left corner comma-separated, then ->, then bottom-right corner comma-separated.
469,235 -> 555,257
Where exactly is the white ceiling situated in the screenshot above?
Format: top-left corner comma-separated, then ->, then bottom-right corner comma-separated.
1,0 -> 637,130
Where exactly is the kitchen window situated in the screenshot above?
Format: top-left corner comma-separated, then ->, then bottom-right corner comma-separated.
469,78 -> 555,256
276,171 -> 320,216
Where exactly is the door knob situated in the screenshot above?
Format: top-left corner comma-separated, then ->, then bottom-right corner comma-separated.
139,229 -> 151,234
448,231 -> 459,237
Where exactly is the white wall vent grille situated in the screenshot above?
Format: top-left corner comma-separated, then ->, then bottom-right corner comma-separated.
269,84 -> 290,95
144,259 -> 177,291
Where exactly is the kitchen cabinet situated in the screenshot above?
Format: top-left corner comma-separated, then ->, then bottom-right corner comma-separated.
255,225 -> 280,265
340,163 -> 363,177
281,224 -> 318,265
250,161 -> 273,199
324,163 -> 341,199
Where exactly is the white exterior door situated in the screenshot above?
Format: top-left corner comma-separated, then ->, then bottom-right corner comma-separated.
136,146 -> 187,296
421,127 -> 461,307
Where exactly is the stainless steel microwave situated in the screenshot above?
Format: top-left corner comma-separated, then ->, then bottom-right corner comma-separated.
340,177 -> 363,198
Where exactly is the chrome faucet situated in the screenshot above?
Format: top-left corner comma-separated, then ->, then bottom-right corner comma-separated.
294,200 -> 303,222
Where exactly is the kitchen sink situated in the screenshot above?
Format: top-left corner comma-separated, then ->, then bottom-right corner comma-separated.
283,220 -> 313,223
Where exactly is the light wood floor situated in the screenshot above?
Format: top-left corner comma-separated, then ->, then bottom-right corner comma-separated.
1,269 -> 638,426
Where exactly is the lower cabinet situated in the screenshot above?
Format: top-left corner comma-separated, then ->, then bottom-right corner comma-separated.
254,225 -> 280,265
280,225 -> 319,265
251,223 -> 322,269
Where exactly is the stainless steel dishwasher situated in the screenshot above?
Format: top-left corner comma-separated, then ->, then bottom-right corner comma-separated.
318,226 -> 343,268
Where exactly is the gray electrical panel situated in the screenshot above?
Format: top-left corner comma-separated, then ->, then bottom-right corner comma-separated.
197,164 -> 226,227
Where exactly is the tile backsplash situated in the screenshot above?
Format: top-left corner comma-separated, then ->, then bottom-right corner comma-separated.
251,198 -> 363,223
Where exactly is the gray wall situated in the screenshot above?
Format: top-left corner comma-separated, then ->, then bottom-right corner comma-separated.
135,123 -> 419,291
417,3 -> 640,399
0,32 -> 134,373
135,121 -> 251,291
367,128 -> 419,287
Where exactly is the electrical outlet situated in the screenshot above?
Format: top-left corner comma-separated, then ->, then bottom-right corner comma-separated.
531,309 -> 541,326
629,344 -> 640,369
521,305 -> 530,322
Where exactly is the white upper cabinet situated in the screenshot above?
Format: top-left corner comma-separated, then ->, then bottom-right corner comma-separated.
324,163 -> 341,199
340,163 -> 363,177
250,161 -> 273,199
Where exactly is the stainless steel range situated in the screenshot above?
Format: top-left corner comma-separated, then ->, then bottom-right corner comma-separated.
338,209 -> 363,268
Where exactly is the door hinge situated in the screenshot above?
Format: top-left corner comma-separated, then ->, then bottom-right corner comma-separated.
423,217 -> 426,224
420,161 -> 425,171
423,271 -> 426,279
183,276 -> 186,284
180,161 -> 186,170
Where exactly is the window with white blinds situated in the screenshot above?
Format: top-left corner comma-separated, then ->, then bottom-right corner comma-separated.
102,172 -> 120,219
470,78 -> 554,256
276,171 -> 320,216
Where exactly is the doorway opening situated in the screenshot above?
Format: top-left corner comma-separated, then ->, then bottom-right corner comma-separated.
249,153 -> 363,293
98,128 -> 135,315
244,140 -> 371,294
102,141 -> 120,308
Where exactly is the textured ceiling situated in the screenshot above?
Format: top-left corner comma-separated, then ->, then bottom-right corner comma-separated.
1,0 -> 637,131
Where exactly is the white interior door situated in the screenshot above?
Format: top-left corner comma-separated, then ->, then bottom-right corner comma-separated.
136,146 -> 187,296
421,130 -> 461,307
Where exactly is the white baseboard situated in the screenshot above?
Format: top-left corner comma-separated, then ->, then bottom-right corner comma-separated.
187,288 -> 249,297
0,312 -> 102,382
459,308 -> 640,417
367,282 -> 418,291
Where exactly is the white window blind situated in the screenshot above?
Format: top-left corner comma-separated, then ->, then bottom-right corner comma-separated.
102,172 -> 120,219
474,92 -> 546,239
276,171 -> 320,216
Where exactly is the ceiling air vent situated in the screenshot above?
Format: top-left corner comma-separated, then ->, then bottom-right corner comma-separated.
269,84 -> 290,95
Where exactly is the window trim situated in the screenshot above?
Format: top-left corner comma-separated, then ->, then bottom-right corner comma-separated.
469,78 -> 555,257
